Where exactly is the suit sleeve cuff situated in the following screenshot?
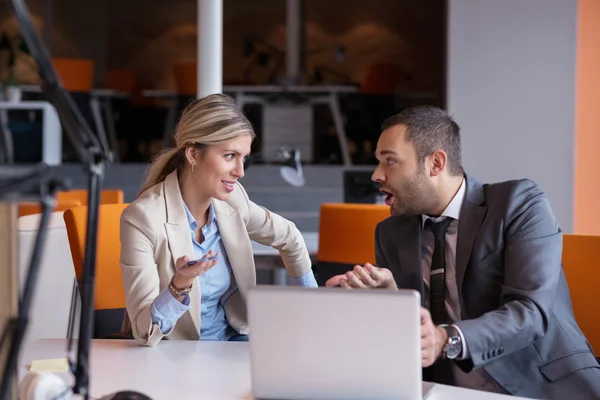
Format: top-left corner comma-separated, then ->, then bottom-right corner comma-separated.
289,270 -> 318,288
452,324 -> 470,359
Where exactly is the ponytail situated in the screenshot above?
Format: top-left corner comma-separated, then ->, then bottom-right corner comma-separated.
140,147 -> 184,194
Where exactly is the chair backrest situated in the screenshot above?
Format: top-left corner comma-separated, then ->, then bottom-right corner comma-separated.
105,68 -> 136,94
360,62 -> 407,94
18,199 -> 82,217
17,212 -> 78,347
562,234 -> 600,352
57,189 -> 124,205
18,189 -> 124,217
52,58 -> 94,93
315,203 -> 390,285
173,61 -> 197,96
63,203 -> 129,338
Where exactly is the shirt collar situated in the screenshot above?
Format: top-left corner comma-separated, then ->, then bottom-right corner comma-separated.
183,202 -> 216,230
421,177 -> 466,227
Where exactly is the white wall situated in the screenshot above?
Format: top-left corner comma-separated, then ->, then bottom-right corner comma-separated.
447,0 -> 577,232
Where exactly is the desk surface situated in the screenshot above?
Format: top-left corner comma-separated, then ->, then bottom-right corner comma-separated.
20,339 -> 531,400
20,85 -> 128,98
0,100 -> 57,110
251,232 -> 319,257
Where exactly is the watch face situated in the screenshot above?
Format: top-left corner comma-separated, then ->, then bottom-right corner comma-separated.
446,340 -> 462,359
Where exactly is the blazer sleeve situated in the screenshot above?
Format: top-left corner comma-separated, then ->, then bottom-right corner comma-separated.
375,223 -> 389,269
454,181 -> 562,371
120,202 -> 174,346
235,182 -> 312,278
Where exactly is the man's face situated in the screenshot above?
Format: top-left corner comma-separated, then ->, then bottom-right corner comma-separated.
371,124 -> 438,217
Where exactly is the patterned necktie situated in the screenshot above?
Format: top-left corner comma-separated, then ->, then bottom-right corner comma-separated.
426,217 -> 453,325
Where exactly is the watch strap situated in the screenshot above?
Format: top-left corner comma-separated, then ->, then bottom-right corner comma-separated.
444,324 -> 460,340
441,324 -> 462,360
169,277 -> 193,297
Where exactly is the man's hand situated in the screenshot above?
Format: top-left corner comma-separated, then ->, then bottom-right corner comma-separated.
421,307 -> 448,367
324,263 -> 397,290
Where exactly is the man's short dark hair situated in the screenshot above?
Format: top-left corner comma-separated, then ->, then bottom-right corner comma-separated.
381,106 -> 463,176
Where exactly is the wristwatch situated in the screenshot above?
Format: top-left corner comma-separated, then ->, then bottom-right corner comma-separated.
169,277 -> 193,297
441,325 -> 462,360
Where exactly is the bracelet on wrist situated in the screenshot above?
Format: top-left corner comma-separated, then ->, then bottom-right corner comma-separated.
169,277 -> 193,297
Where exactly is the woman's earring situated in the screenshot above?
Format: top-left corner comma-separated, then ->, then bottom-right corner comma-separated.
191,163 -> 195,174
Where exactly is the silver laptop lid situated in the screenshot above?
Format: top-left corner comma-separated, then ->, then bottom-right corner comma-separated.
248,286 -> 422,400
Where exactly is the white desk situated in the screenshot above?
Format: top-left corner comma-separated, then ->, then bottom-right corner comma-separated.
19,339 -> 533,400
251,232 -> 319,256
143,85 -> 356,166
225,85 -> 355,167
87,89 -> 129,162
19,85 -> 127,162
251,232 -> 319,285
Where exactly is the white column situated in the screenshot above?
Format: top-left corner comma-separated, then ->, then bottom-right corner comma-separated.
197,0 -> 223,97
286,0 -> 302,84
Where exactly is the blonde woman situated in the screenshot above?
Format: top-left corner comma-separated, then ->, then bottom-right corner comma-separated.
120,94 -> 316,346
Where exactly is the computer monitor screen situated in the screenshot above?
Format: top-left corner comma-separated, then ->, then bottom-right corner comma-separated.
343,169 -> 381,204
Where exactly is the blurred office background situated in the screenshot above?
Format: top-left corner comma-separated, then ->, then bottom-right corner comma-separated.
2,0 -> 597,240
0,0 -> 448,234
2,0 -> 600,346
0,0 -> 445,164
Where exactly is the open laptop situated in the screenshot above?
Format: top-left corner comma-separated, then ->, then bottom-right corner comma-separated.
247,286 -> 423,400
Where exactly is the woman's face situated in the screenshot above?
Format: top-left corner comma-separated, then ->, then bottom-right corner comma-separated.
191,135 -> 252,201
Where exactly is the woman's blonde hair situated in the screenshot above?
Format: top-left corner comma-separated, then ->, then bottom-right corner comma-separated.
140,93 -> 255,194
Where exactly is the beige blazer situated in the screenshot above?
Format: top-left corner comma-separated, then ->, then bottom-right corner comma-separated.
119,170 -> 312,346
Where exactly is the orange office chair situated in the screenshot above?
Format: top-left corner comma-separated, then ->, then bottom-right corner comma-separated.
360,62 -> 408,95
173,61 -> 197,96
562,234 -> 600,356
19,189 -> 124,217
105,68 -> 136,94
63,203 -> 129,338
51,58 -> 94,93
57,189 -> 124,206
314,203 -> 390,286
18,199 -> 83,217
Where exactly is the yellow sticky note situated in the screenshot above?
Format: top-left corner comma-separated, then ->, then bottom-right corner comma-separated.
29,358 -> 69,372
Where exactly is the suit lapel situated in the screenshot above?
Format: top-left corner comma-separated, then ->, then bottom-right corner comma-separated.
163,171 -> 200,333
456,176 -> 487,295
213,200 -> 254,297
396,216 -> 426,305
397,216 -> 423,275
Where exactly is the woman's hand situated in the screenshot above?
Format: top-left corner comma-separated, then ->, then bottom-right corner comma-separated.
172,250 -> 219,289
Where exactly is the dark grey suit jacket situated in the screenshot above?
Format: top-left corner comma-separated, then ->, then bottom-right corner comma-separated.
375,174 -> 600,399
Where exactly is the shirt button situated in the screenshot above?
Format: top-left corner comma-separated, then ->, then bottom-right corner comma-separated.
447,278 -> 453,284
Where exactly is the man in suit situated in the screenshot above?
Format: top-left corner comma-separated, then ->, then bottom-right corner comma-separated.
326,106 -> 600,398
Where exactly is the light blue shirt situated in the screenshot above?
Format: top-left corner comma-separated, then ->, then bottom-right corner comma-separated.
150,202 -> 318,340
